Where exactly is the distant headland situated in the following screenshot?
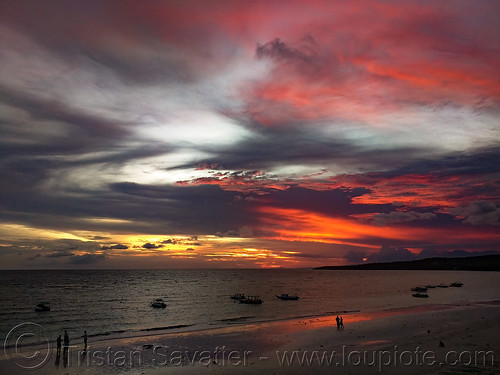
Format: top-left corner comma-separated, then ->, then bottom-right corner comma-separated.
314,254 -> 500,271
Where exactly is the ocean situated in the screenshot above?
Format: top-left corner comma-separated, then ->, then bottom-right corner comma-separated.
1,269 -> 499,345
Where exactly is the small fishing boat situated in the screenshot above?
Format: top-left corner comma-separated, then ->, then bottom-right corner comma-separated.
239,296 -> 263,304
230,293 -> 246,300
450,282 -> 463,287
436,284 -> 449,288
151,298 -> 166,308
35,302 -> 50,312
276,293 -> 299,300
412,292 -> 429,298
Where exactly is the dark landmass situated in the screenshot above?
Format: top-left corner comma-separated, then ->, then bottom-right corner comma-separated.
314,254 -> 500,271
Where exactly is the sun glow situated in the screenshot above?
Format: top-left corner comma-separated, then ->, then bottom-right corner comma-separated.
0,223 -> 88,242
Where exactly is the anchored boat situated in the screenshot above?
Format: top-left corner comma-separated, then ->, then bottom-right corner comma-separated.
412,292 -> 429,298
151,298 -> 166,308
276,293 -> 299,300
35,302 -> 50,312
239,296 -> 263,304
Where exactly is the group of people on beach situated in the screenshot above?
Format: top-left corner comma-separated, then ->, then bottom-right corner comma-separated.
55,330 -> 88,367
335,315 -> 344,329
56,330 -> 87,352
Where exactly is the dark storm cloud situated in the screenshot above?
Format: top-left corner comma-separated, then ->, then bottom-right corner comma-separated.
108,183 -> 261,235
91,236 -> 110,240
197,130 -> 352,169
0,112 -> 496,248
176,126 -> 432,172
343,250 -> 367,264
45,249 -> 107,265
369,246 -> 417,263
0,1 -> 222,87
383,146 -> 500,179
101,244 -> 129,250
0,86 -> 129,144
1,146 -> 495,241
46,239 -> 101,252
142,243 -> 164,249
449,201 -> 500,226
418,248 -> 500,259
371,211 -> 437,226
256,37 -> 317,64
174,144 -> 500,232
263,186 -> 391,217
214,226 -> 256,238
69,253 -> 106,265
46,250 -> 74,258
162,239 -> 178,245
326,146 -> 500,211
0,127 -> 177,233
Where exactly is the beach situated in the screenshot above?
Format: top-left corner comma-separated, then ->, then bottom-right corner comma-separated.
2,300 -> 499,375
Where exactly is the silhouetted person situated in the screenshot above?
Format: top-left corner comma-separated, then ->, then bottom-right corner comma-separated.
55,335 -> 61,367
63,330 -> 70,367
56,335 -> 62,355
340,316 -> 344,329
336,315 -> 340,329
82,330 -> 88,350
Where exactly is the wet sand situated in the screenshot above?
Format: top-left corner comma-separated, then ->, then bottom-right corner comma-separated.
2,301 -> 499,374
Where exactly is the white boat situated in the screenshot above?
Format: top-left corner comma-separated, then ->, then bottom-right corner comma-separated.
35,302 -> 50,312
276,293 -> 299,300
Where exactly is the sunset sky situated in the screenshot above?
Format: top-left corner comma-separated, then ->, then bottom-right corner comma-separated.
1,0 -> 499,269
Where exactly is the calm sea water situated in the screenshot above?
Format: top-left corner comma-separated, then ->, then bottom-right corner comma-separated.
1,269 -> 499,343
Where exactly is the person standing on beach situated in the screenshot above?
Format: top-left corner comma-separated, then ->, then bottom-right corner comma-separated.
340,317 -> 344,329
56,335 -> 62,355
82,330 -> 88,350
336,315 -> 340,329
63,330 -> 70,367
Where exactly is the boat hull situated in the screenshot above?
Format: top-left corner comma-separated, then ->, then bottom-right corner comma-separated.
276,295 -> 299,300
34,303 -> 50,312
412,293 -> 429,298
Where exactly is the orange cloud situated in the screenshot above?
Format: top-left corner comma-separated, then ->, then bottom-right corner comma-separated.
256,206 -> 499,248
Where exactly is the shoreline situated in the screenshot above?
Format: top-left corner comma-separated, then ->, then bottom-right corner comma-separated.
2,300 -> 499,374
1,309 -> 363,350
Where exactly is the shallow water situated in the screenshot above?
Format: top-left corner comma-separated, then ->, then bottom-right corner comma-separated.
1,269 -> 499,343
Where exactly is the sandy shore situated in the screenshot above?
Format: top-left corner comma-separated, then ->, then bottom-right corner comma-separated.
2,301 -> 499,374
